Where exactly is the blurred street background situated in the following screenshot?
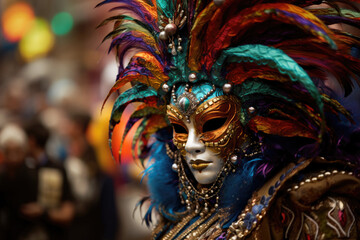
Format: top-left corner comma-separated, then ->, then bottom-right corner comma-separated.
0,0 -> 151,239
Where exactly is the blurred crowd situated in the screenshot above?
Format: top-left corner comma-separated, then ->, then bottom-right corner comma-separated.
0,115 -> 118,240
0,0 -> 151,239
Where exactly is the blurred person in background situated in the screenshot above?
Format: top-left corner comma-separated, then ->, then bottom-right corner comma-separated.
64,109 -> 118,240
0,122 -> 72,240
0,124 -> 29,240
5,118 -> 75,240
0,124 -> 28,239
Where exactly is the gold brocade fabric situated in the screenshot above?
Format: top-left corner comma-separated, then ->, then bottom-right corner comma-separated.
153,158 -> 360,239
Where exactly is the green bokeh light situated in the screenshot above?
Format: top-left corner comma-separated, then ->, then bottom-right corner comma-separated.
51,12 -> 73,36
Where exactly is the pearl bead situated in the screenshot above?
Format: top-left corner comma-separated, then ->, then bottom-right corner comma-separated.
230,155 -> 238,164
248,106 -> 256,114
164,23 -> 177,36
223,83 -> 232,93
171,163 -> 178,172
159,31 -> 167,40
188,73 -> 197,82
213,0 -> 225,6
162,83 -> 169,92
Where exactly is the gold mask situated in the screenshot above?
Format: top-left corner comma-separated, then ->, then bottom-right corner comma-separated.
167,95 -> 245,159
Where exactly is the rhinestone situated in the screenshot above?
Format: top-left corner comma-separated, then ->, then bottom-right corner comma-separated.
332,170 -> 338,174
305,179 -> 311,183
293,185 -> 299,190
325,171 -> 331,176
311,177 -> 318,181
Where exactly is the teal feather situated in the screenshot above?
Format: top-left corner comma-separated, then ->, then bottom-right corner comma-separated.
109,85 -> 157,161
110,84 -> 157,123
132,117 -> 150,164
120,106 -> 164,156
213,44 -> 324,116
236,80 -> 293,125
156,0 -> 174,18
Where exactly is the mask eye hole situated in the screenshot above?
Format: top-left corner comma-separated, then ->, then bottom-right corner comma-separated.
172,123 -> 188,134
203,118 -> 227,132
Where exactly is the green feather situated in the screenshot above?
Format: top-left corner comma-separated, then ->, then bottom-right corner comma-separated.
131,117 -> 150,165
111,84 -> 157,124
213,44 -> 324,115
214,44 -> 325,139
156,0 -> 174,18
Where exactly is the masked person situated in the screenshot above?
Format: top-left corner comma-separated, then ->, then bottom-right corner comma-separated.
99,0 -> 360,239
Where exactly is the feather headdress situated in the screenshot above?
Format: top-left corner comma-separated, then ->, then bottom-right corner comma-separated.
99,0 -> 360,223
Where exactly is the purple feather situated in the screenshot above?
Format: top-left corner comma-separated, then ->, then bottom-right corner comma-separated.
109,32 -> 164,70
97,0 -> 157,27
317,15 -> 360,28
276,9 -> 337,49
109,5 -> 157,28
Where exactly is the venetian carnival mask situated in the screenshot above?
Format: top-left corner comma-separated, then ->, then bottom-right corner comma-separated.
167,82 -> 245,185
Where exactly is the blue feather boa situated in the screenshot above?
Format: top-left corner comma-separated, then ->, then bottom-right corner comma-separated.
145,140 -> 264,227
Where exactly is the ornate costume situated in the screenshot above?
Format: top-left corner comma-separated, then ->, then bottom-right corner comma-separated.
99,0 -> 360,239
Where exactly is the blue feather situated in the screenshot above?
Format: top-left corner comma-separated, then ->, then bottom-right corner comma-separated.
144,140 -> 185,223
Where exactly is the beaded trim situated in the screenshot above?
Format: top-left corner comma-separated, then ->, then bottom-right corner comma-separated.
286,169 -> 353,192
227,160 -> 355,240
226,161 -> 308,239
195,95 -> 229,115
167,105 -> 184,120
176,151 -> 236,213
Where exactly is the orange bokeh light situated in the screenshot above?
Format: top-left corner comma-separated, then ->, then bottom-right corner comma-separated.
2,2 -> 35,42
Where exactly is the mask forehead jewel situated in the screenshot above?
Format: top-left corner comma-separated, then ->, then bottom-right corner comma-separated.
171,83 -> 216,122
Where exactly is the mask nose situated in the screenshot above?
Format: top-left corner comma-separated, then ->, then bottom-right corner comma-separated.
185,127 -> 205,155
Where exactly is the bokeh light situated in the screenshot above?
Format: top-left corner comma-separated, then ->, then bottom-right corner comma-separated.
19,18 -> 55,62
51,12 -> 74,36
1,2 -> 35,42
